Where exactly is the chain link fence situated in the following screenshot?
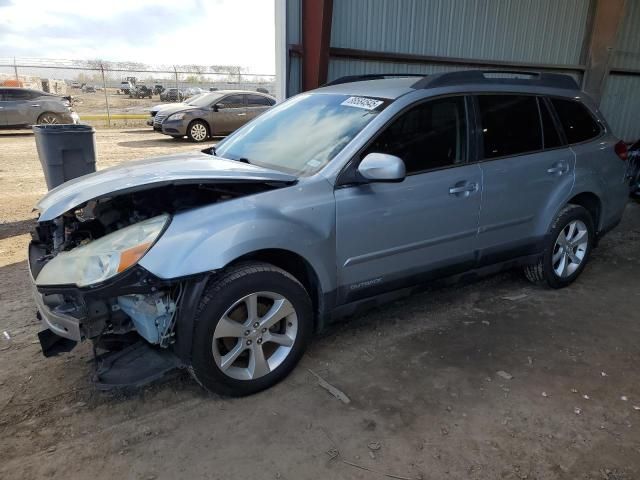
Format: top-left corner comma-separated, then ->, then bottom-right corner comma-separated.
0,57 -> 276,127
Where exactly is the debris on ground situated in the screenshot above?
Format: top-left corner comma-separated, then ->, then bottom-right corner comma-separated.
481,320 -> 491,326
583,395 -> 590,400
527,356 -> 533,366
368,441 -> 381,451
501,294 -> 528,301
620,396 -> 628,402
633,405 -> 640,411
542,392 -> 549,398
574,407 -> 582,415
601,372 -> 608,377
308,369 -> 351,404
571,388 -> 578,393
369,451 -> 376,460
496,371 -> 513,381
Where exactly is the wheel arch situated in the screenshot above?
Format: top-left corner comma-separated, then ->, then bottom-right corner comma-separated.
227,248 -> 325,330
566,191 -> 602,232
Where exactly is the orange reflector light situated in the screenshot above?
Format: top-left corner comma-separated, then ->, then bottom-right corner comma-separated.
117,242 -> 152,273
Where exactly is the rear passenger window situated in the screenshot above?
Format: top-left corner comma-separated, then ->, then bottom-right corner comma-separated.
247,95 -> 272,107
477,95 -> 542,159
550,98 -> 600,144
365,96 -> 467,174
539,98 -> 563,149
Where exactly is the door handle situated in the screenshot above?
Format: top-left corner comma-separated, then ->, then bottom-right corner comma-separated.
449,182 -> 478,195
237,113 -> 246,116
547,163 -> 568,175
31,104 -> 40,107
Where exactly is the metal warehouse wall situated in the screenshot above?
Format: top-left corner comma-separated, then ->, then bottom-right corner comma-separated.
600,0 -> 640,141
284,0 -> 640,140
329,0 -> 590,67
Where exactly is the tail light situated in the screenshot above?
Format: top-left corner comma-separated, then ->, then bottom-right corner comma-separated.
615,141 -> 628,161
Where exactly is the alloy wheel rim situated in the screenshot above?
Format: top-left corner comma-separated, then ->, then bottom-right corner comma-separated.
191,123 -> 207,141
552,219 -> 589,278
212,291 -> 298,381
41,115 -> 58,124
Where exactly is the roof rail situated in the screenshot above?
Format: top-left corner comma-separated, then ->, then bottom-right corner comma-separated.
412,70 -> 579,90
324,73 -> 425,87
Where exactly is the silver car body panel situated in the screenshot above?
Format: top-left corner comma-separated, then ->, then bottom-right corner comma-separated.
31,76 -> 630,338
36,152 -> 297,221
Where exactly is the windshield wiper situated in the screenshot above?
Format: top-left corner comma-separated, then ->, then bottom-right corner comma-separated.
238,158 -> 251,164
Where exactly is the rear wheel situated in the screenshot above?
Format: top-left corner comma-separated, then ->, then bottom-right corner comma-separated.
187,120 -> 209,142
524,204 -> 594,288
190,263 -> 313,396
37,112 -> 61,124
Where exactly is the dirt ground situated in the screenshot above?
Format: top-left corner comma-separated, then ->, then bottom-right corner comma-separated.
0,128 -> 639,480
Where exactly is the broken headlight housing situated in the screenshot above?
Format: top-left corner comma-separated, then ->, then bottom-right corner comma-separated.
36,214 -> 170,287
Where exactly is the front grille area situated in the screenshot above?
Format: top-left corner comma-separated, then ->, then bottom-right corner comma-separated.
153,114 -> 167,128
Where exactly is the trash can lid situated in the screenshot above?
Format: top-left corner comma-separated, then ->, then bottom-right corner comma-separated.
32,124 -> 95,134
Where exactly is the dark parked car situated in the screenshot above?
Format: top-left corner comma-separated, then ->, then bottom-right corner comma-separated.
0,87 -> 79,127
160,88 -> 185,102
130,85 -> 153,99
153,84 -> 165,95
154,90 -> 276,141
628,140 -> 640,199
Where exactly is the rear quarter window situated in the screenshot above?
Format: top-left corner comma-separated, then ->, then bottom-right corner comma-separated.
550,98 -> 601,144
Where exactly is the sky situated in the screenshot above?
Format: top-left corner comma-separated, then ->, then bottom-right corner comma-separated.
0,0 -> 276,74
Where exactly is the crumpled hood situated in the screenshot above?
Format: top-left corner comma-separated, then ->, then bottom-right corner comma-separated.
36,152 -> 297,222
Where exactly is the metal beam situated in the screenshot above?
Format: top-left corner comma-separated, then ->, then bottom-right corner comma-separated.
582,0 -> 627,102
330,47 -> 586,73
301,0 -> 333,91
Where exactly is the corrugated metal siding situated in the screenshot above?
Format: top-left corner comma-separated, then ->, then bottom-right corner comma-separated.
600,74 -> 640,141
331,0 -> 591,66
286,0 -> 301,45
328,57 -> 583,84
612,0 -> 640,70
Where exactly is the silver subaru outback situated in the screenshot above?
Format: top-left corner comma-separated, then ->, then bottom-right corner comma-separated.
29,71 -> 630,396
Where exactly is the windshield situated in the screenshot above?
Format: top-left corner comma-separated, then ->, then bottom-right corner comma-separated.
188,92 -> 223,108
214,93 -> 385,176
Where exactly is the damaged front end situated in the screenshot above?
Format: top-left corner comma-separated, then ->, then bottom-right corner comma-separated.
29,180 -> 283,388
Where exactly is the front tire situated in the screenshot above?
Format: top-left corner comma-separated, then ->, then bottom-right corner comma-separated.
524,204 -> 594,288
37,112 -> 61,124
190,263 -> 313,396
187,120 -> 209,142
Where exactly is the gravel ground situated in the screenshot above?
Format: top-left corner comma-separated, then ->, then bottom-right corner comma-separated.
0,128 -> 639,480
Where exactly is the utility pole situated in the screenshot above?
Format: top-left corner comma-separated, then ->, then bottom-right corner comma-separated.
13,57 -> 18,81
100,64 -> 111,127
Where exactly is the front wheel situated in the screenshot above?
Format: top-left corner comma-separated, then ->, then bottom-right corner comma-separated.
187,120 -> 209,142
190,263 -> 313,396
37,112 -> 61,124
524,204 -> 594,288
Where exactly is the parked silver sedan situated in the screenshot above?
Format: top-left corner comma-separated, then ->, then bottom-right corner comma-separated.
154,90 -> 276,142
0,88 -> 79,127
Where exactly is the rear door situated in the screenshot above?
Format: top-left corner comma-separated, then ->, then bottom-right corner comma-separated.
211,94 -> 247,135
3,89 -> 39,126
335,95 -> 482,303
475,94 -> 574,263
245,94 -> 274,121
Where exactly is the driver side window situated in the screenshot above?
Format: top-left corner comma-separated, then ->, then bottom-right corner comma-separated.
217,95 -> 245,109
365,96 -> 467,175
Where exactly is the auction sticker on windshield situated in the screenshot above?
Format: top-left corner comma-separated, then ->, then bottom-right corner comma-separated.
341,96 -> 384,110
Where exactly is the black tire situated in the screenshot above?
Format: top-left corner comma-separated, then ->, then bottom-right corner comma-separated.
524,204 -> 595,288
186,119 -> 209,142
190,262 -> 313,396
37,112 -> 61,125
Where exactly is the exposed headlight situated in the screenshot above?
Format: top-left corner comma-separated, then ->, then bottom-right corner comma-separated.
167,112 -> 186,121
36,214 -> 169,287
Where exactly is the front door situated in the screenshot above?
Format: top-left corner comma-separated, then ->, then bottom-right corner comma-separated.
211,94 -> 247,135
474,94 -> 575,263
3,89 -> 38,127
335,96 -> 482,304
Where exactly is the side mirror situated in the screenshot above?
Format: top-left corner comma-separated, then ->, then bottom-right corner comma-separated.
357,153 -> 406,183
212,104 -> 220,112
